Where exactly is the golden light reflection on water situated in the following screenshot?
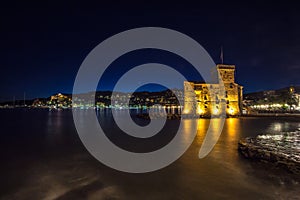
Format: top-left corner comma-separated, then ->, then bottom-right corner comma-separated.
195,119 -> 209,144
194,118 -> 225,145
180,119 -> 198,145
180,118 -> 242,158
226,118 -> 240,139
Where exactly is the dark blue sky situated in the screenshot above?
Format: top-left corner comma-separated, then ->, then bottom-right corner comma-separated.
1,1 -> 300,101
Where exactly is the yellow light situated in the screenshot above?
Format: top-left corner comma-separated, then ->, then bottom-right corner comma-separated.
228,107 -> 235,115
213,107 -> 219,115
197,107 -> 204,115
183,109 -> 190,114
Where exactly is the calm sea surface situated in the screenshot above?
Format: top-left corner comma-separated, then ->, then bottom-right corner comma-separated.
0,109 -> 300,200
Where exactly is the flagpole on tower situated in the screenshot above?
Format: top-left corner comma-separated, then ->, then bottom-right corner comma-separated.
220,46 -> 224,64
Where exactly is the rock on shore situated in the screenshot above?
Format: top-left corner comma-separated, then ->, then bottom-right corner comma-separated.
238,132 -> 300,174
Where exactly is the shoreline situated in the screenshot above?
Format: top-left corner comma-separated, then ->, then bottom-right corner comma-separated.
2,108 -> 300,120
242,113 -> 300,118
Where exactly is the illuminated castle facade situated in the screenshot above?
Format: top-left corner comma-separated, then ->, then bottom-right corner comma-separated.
184,64 -> 243,116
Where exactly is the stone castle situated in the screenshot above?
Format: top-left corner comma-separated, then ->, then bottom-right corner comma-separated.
183,64 -> 243,116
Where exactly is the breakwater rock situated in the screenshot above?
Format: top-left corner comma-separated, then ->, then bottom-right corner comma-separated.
238,132 -> 300,174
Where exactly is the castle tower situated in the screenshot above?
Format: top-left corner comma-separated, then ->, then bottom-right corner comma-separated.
216,64 -> 235,83
216,64 -> 243,115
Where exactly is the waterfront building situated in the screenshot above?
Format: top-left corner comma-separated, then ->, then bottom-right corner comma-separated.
245,86 -> 300,112
289,86 -> 300,110
183,64 -> 243,116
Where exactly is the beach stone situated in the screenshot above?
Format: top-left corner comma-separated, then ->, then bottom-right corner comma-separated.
238,131 -> 300,174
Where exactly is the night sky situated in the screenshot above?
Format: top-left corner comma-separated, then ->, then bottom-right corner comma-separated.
1,1 -> 300,101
